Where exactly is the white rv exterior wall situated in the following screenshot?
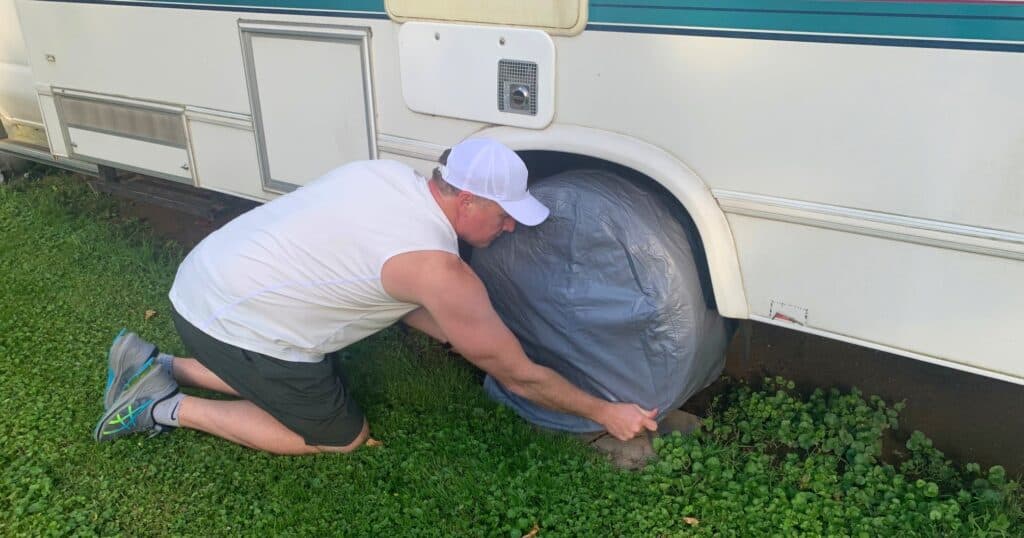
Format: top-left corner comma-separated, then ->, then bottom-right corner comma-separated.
0,0 -> 41,126
6,1 -> 1024,382
555,31 -> 1024,234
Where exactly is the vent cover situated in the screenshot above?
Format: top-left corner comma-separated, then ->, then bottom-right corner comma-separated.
59,96 -> 186,148
497,59 -> 538,116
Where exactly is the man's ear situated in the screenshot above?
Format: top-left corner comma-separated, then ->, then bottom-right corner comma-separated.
457,191 -> 475,207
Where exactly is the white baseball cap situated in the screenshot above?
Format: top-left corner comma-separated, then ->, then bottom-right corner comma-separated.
439,138 -> 550,226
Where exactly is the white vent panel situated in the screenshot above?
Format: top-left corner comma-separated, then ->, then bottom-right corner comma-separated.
399,22 -> 554,129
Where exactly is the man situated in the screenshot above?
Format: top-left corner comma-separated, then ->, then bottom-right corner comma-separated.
94,138 -> 658,454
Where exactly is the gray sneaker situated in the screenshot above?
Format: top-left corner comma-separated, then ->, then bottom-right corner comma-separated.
94,359 -> 179,442
103,329 -> 158,409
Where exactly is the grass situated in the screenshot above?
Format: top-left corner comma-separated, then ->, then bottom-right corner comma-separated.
1,172 -> 1021,536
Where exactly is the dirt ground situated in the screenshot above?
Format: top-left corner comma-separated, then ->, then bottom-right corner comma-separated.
108,177 -> 1024,477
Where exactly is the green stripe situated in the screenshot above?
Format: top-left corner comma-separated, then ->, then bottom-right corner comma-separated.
589,1 -> 1024,43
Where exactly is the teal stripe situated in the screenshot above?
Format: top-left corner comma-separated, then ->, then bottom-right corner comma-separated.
122,0 -> 384,11
589,1 -> 1024,43
50,0 -> 1024,43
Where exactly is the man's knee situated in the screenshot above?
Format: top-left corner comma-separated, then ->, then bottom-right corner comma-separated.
313,419 -> 370,454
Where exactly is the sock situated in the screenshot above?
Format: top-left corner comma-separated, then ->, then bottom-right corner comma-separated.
155,352 -> 175,373
152,392 -> 185,427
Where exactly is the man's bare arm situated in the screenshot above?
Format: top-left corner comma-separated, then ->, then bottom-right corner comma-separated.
383,251 -> 657,440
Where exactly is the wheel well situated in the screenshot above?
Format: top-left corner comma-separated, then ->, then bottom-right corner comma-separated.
518,150 -> 718,311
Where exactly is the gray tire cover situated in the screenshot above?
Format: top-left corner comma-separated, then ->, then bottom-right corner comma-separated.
471,169 -> 728,432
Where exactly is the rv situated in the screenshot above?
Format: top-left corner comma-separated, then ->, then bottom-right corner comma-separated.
1,0 -> 1022,384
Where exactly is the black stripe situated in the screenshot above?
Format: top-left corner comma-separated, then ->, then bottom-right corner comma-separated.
586,23 -> 1024,53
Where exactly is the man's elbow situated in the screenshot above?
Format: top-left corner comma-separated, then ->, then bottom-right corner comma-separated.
449,333 -> 541,393
489,364 -> 543,399
402,308 -> 449,343
498,377 -> 530,398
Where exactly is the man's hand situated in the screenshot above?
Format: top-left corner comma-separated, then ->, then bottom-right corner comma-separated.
597,403 -> 659,441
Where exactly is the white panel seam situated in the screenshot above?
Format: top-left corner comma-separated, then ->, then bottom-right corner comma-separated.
185,108 -> 254,130
377,134 -> 447,161
714,189 -> 1024,260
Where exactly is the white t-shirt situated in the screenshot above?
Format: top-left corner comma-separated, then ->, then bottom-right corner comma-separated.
169,160 -> 458,363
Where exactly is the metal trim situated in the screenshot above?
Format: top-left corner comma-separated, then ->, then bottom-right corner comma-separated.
180,112 -> 199,187
239,20 -> 377,194
714,189 -> 1024,261
239,19 -> 376,37
54,88 -> 185,114
376,134 -> 447,162
51,92 -> 76,160
0,140 -> 100,176
184,106 -> 254,130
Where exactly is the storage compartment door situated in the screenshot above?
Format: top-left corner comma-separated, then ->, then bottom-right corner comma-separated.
240,21 -> 376,193
55,91 -> 193,183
